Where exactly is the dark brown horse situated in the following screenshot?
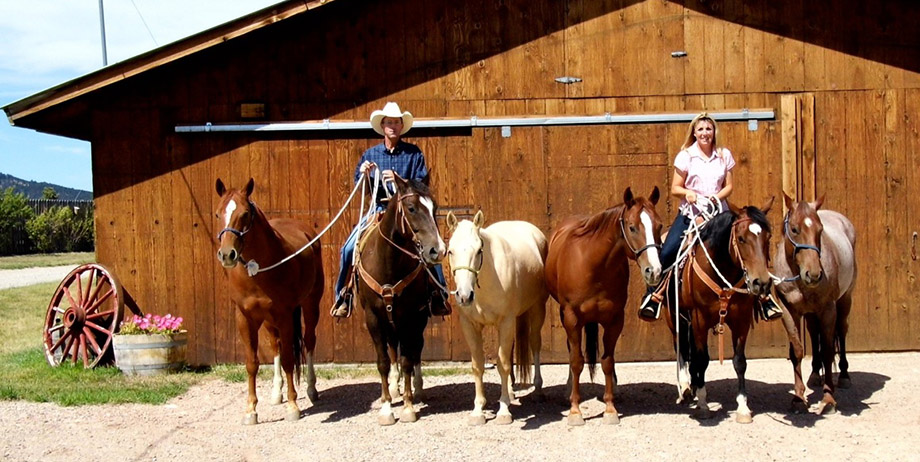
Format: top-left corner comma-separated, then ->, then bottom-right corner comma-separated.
215,178 -> 324,425
354,174 -> 446,425
545,187 -> 663,426
773,193 -> 856,414
663,199 -> 773,423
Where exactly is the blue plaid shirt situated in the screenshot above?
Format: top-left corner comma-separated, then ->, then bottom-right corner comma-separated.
354,141 -> 429,205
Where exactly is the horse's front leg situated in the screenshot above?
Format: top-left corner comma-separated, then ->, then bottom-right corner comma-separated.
601,318 -> 624,425
495,316 -> 516,425
730,323 -> 752,424
237,311 -> 262,425
689,319 -> 712,420
805,313 -> 824,388
836,292 -> 853,389
562,308 -> 585,426
780,309 -> 809,413
366,313 -> 395,426
816,307 -> 839,415
671,306 -> 693,403
399,333 -> 424,423
459,315 -> 488,425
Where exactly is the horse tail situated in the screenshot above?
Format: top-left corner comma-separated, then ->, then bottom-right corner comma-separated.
292,306 -> 305,385
514,312 -> 533,385
585,322 -> 598,381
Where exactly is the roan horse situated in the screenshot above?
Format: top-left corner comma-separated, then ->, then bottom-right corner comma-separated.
446,210 -> 548,425
214,178 -> 324,425
353,173 -> 446,425
773,193 -> 856,414
663,199 -> 774,423
545,187 -> 663,426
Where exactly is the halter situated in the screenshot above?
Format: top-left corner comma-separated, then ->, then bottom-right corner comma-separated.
216,201 -> 256,259
451,247 -> 483,288
783,214 -> 822,257
618,210 -> 661,259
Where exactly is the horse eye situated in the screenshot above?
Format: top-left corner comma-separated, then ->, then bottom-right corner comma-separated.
738,236 -> 746,244
629,225 -> 637,233
791,227 -> 799,235
408,206 -> 416,213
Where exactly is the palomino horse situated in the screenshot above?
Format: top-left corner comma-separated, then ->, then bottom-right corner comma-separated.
773,193 -> 856,414
545,187 -> 663,426
663,199 -> 774,423
446,210 -> 548,425
214,178 -> 324,425
353,174 -> 446,425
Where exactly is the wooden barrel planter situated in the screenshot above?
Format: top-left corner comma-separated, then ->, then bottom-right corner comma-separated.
112,331 -> 188,375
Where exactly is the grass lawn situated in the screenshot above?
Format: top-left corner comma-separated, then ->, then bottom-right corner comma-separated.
0,252 -> 95,270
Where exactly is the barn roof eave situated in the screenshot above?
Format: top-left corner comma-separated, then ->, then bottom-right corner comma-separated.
1,0 -> 337,135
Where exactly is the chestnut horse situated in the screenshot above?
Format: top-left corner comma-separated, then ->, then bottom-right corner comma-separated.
545,187 -> 663,426
353,174 -> 446,425
773,193 -> 856,414
215,178 -> 324,425
446,210 -> 548,425
663,199 -> 773,423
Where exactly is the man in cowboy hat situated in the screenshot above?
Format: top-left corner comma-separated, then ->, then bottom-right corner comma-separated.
330,102 -> 452,318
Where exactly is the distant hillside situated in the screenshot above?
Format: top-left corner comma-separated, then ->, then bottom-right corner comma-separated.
0,172 -> 92,200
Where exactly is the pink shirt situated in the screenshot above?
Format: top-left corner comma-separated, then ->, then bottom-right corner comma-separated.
674,142 -> 735,215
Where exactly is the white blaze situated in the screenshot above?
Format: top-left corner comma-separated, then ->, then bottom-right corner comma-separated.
419,196 -> 446,253
804,217 -> 813,228
748,223 -> 762,236
640,211 -> 661,267
224,200 -> 238,228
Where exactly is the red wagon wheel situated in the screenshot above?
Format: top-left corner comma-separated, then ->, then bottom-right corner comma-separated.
43,264 -> 125,368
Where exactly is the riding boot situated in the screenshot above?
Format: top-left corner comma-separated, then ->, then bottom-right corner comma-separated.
330,290 -> 353,318
758,295 -> 783,321
430,290 -> 452,317
638,286 -> 663,321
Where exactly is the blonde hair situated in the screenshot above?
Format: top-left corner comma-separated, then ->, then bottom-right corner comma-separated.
680,112 -> 720,153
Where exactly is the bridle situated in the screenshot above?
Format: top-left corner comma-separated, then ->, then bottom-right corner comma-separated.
216,201 -> 256,261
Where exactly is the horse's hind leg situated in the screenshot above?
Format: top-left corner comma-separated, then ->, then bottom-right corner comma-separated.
730,327 -> 752,424
815,307 -> 839,415
495,316 -> 516,425
836,291 -> 853,389
529,301 -> 546,397
562,308 -> 586,426
302,298 -> 321,402
276,322 -> 302,422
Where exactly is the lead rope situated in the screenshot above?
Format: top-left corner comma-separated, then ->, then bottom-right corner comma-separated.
243,170 -> 372,276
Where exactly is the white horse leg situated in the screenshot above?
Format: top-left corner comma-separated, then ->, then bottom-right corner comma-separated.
388,362 -> 401,400
378,401 -> 395,426
736,393 -> 753,423
495,317 -> 516,425
676,353 -> 692,404
271,354 -> 284,405
460,316 -> 487,425
305,351 -> 318,403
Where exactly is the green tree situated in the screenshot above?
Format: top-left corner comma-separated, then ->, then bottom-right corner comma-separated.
26,206 -> 94,253
0,187 -> 35,255
41,187 -> 59,200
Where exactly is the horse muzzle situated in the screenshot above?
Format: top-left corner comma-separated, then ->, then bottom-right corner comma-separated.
746,277 -> 772,297
216,248 -> 239,268
801,269 -> 824,287
643,265 -> 662,287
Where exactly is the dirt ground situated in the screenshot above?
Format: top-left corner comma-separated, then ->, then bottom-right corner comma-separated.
1,352 -> 918,462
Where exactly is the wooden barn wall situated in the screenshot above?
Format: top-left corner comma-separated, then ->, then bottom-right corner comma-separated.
88,0 -> 920,365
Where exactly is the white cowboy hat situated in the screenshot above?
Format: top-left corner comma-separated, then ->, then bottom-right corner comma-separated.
369,102 -> 414,136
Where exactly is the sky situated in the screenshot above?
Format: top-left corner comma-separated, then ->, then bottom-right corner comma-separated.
0,1 -> 284,192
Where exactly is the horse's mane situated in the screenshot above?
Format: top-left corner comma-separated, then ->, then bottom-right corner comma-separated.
572,204 -> 624,238
699,206 -> 770,262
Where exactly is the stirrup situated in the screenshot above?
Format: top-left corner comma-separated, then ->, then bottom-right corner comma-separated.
330,292 -> 353,318
638,292 -> 662,321
760,297 -> 783,321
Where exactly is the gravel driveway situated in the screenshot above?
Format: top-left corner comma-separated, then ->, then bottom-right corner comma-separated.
0,352 -> 917,462
0,265 -> 77,290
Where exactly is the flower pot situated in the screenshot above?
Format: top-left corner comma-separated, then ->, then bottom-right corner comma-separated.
112,331 -> 188,376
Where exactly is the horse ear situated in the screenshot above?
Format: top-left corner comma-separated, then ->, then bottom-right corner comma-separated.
473,210 -> 484,228
783,192 -> 795,211
761,196 -> 775,214
446,211 -> 458,232
812,194 -> 825,211
245,178 -> 255,197
216,178 -> 226,196
623,187 -> 635,208
649,186 -> 660,206
390,171 -> 408,193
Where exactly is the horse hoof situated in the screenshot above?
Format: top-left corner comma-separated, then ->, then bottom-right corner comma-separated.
378,414 -> 396,426
567,413 -> 585,426
495,414 -> 513,425
838,377 -> 852,389
602,413 -> 620,425
242,413 -> 258,425
807,373 -> 824,388
735,413 -> 753,424
468,415 -> 486,426
692,408 -> 713,420
817,401 -> 837,415
285,410 -> 301,422
400,410 -> 418,423
791,399 -> 809,414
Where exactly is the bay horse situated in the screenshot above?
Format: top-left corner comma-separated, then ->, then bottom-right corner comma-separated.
773,193 -> 856,414
446,210 -> 548,425
353,173 -> 446,425
215,178 -> 324,425
663,199 -> 774,423
545,187 -> 663,426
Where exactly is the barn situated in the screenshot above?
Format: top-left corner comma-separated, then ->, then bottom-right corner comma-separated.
4,0 -> 919,366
